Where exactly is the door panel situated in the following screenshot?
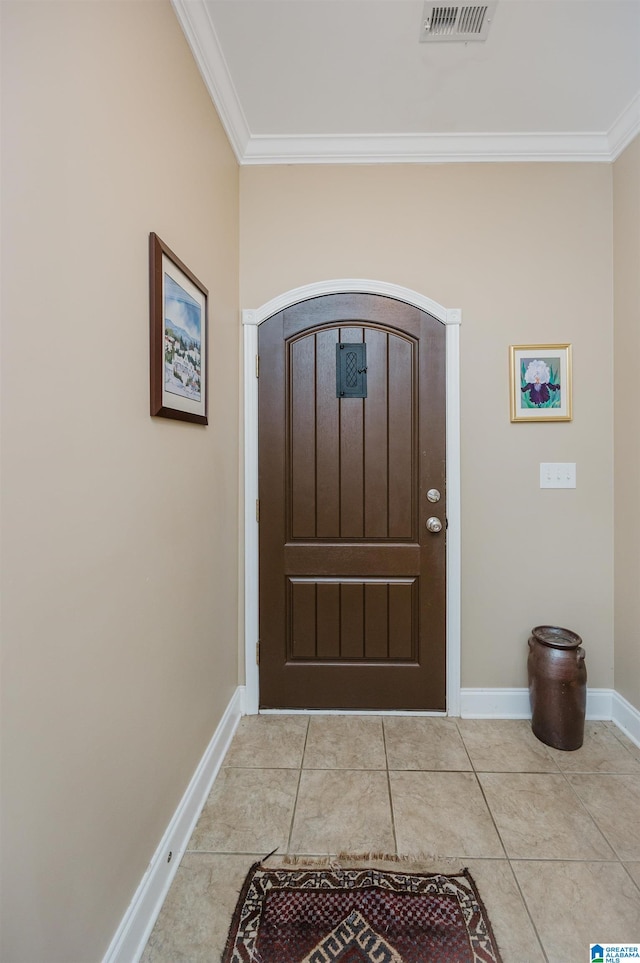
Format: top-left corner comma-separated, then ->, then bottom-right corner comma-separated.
388,334 -> 414,539
286,578 -> 418,663
290,335 -> 315,538
316,329 -> 340,537
363,329 -> 388,538
259,293 -> 446,710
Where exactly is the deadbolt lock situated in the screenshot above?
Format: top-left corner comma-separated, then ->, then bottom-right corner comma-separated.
426,517 -> 442,533
427,489 -> 441,503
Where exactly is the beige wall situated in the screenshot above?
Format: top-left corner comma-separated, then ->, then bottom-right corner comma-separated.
0,3 -> 239,961
614,134 -> 640,712
240,163 -> 615,690
0,1 -> 631,955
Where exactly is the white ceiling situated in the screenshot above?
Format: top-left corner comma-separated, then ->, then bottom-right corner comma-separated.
172,0 -> 640,163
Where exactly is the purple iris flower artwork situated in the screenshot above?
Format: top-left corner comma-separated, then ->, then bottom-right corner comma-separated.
521,359 -> 561,408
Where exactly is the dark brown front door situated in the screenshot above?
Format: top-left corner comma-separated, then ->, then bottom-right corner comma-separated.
258,293 -> 446,710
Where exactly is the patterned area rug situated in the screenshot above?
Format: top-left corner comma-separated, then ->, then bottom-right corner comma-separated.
223,860 -> 503,962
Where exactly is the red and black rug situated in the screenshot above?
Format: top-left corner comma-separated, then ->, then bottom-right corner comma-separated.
223,860 -> 503,962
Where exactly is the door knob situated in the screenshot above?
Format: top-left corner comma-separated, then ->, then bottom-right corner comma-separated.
426,517 -> 442,533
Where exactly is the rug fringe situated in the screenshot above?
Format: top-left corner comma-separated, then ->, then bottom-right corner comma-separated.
263,852 -> 468,874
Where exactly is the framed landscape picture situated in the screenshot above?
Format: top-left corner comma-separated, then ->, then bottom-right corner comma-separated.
149,232 -> 208,424
509,344 -> 572,422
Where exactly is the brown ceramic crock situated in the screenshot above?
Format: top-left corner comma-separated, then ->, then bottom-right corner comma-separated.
528,625 -> 586,751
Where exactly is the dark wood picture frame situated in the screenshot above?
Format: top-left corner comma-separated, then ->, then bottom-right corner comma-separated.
149,232 -> 208,425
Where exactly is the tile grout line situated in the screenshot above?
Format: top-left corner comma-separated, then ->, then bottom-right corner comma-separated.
452,720 -> 510,864
185,852 -> 640,863
553,759 -> 625,861
381,718 -> 399,855
468,769 -> 509,862
605,720 -> 640,762
452,718 -> 475,773
453,720 -> 549,962
504,858 -> 550,963
620,861 -> 640,895
285,717 -> 311,855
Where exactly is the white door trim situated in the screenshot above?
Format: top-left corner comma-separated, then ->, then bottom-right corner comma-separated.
242,279 -> 461,715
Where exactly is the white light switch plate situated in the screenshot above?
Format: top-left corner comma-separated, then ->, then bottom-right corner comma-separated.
540,462 -> 576,488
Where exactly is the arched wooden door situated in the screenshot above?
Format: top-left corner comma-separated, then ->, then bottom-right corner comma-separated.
258,293 -> 446,710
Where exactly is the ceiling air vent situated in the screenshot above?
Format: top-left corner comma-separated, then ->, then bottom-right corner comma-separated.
419,2 -> 497,42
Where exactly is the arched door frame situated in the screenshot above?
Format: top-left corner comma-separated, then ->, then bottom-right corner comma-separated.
242,279 -> 461,715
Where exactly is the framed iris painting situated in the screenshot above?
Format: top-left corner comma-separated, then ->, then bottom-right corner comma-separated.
509,344 -> 572,422
149,232 -> 208,425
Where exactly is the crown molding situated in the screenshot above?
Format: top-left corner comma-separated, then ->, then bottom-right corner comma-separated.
171,0 -> 249,163
241,131 -> 613,165
608,91 -> 640,160
172,0 -> 639,166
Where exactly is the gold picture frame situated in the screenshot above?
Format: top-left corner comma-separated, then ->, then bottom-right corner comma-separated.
509,344 -> 572,422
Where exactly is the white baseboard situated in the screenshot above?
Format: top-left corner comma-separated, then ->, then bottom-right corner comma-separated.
611,690 -> 640,748
260,689 -> 622,721
102,686 -> 245,963
460,688 -> 531,718
459,687 -> 615,720
586,688 -> 615,720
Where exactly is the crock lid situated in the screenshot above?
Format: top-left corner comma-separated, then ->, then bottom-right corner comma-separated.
531,625 -> 582,649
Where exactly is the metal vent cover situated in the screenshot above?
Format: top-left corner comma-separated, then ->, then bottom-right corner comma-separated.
419,2 -> 497,42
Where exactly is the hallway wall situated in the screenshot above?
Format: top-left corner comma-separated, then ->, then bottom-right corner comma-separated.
240,162 -> 614,692
0,3 -> 239,961
614,133 -> 640,712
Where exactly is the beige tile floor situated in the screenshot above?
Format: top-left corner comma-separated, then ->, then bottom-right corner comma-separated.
142,717 -> 640,963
